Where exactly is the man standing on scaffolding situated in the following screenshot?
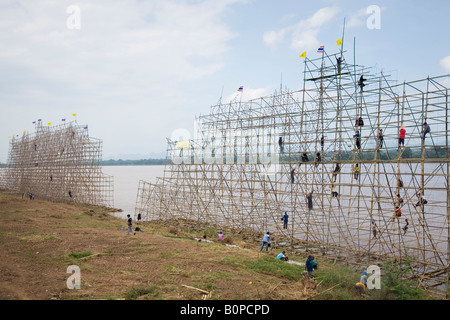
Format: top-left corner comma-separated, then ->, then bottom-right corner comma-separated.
358,74 -> 367,92
399,126 -> 406,148
378,129 -> 384,148
353,130 -> 361,149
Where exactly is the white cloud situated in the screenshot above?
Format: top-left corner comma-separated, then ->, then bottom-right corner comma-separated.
346,8 -> 367,29
263,7 -> 340,53
0,0 -> 242,95
441,56 -> 450,73
263,29 -> 287,50
0,0 -> 246,162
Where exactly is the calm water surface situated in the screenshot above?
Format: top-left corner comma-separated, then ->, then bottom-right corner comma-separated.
102,165 -> 165,218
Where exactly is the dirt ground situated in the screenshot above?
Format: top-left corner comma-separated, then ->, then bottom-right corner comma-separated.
0,191 -> 317,300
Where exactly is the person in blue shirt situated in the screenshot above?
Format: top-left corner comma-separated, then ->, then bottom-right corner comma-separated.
276,251 -> 288,261
283,212 -> 289,229
353,130 -> 361,149
260,232 -> 270,252
305,255 -> 318,278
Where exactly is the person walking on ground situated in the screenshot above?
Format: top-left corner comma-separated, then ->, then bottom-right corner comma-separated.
218,231 -> 224,241
399,126 -> 406,147
283,212 -> 289,229
305,255 -> 318,278
260,232 -> 270,252
127,214 -> 136,235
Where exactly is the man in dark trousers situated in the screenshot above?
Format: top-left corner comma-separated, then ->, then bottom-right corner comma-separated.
127,214 -> 136,235
358,74 -> 367,92
278,137 -> 284,153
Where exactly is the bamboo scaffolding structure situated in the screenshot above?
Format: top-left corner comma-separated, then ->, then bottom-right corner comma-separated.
135,48 -> 450,296
1,120 -> 113,207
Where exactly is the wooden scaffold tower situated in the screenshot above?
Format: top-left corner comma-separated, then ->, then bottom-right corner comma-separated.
1,120 -> 114,207
135,43 -> 450,295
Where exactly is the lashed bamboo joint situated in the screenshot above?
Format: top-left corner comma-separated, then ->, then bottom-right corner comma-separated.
1,120 -> 113,207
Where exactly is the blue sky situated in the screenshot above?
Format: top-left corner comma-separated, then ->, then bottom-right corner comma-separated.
1,0 -> 449,162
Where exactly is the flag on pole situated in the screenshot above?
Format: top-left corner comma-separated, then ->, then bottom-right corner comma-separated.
61,118 -> 66,122
38,119 -> 42,122
237,86 -> 243,92
8,136 -> 11,138
299,51 -> 307,58
48,122 -> 51,125
32,121 -> 36,124
23,131 -> 26,134
72,113 -> 77,116
83,125 -> 88,130
317,46 -> 324,53
336,38 -> 343,46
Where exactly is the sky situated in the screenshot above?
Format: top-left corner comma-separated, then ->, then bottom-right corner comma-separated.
1,0 -> 450,162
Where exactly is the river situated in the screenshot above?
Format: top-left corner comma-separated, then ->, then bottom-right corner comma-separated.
101,165 -> 165,218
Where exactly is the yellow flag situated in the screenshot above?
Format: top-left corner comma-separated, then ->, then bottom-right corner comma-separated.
48,122 -> 51,125
299,51 -> 307,58
336,38 -> 343,46
8,136 -> 11,138
23,131 -> 26,134
72,113 -> 76,116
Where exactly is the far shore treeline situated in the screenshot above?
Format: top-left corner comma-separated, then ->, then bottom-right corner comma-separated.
0,146 -> 447,168
100,158 -> 169,166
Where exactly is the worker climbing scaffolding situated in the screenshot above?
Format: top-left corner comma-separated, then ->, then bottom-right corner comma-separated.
358,74 -> 367,92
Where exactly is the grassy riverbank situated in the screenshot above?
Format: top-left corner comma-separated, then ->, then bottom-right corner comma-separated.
0,191 -> 436,300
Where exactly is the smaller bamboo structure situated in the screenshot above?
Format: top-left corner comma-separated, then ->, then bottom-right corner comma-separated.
1,120 -> 113,207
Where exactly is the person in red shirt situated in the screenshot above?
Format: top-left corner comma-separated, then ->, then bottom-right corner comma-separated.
393,206 -> 402,221
399,126 -> 406,147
